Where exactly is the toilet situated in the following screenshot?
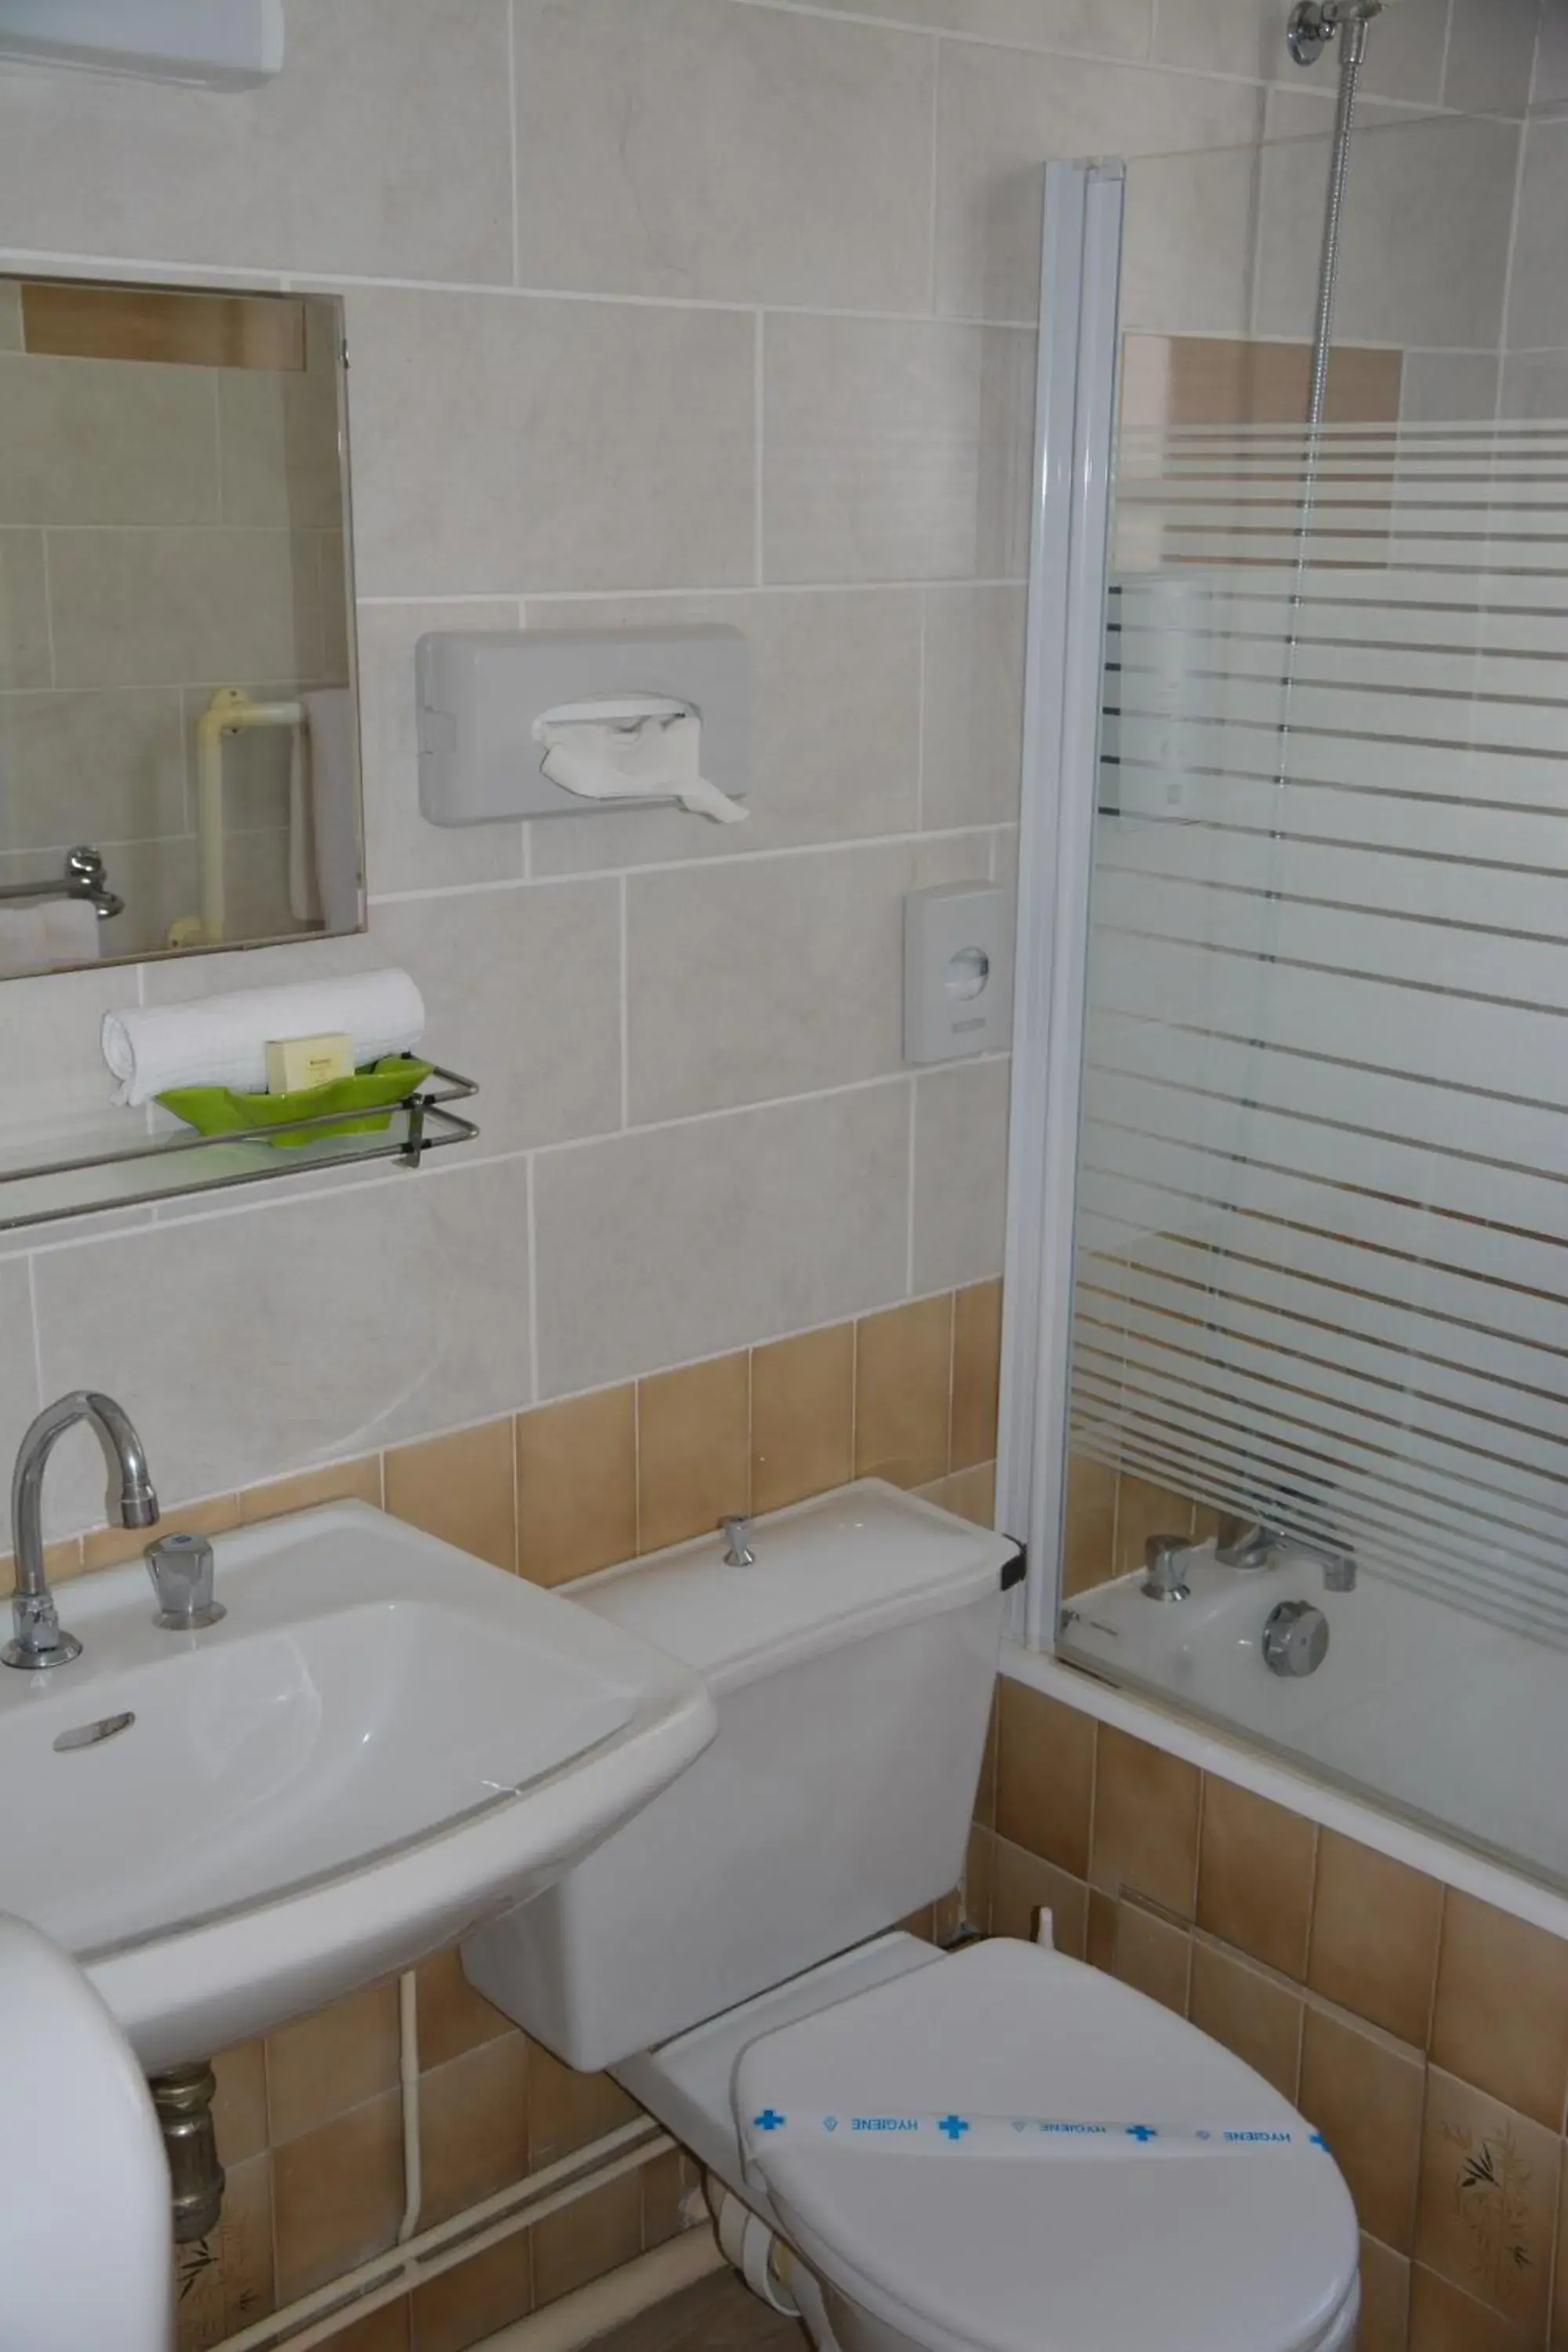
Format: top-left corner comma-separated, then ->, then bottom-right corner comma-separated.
463,1482 -> 1360,2352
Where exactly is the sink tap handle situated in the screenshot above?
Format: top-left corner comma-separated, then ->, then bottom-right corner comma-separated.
146,1534 -> 225,1632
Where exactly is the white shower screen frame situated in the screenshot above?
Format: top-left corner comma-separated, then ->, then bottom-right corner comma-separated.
996,158 -> 1126,1652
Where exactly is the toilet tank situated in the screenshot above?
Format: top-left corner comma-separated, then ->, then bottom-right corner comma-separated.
462,1480 -> 1014,2071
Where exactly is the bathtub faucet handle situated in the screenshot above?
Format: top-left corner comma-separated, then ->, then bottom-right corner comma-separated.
720,1515 -> 757,1568
1142,1534 -> 1194,1602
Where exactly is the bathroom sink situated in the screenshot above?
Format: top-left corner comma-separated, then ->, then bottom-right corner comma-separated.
0,1503 -> 716,2070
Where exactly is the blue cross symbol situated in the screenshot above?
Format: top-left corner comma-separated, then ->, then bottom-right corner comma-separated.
1125,2124 -> 1158,2143
937,2114 -> 970,2142
1310,2132 -> 1327,2149
753,2110 -> 786,2132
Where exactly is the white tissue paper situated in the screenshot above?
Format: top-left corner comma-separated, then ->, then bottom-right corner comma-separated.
535,702 -> 746,825
102,968 -> 426,1108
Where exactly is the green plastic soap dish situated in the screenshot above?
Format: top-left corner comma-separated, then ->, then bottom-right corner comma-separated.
158,1057 -> 435,1149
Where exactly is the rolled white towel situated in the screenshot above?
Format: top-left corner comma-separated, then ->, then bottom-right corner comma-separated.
102,968 -> 426,1108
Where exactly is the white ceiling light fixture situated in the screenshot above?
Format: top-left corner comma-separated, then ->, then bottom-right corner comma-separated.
0,0 -> 283,89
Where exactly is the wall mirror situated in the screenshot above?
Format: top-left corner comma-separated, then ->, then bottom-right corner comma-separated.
0,276 -> 362,981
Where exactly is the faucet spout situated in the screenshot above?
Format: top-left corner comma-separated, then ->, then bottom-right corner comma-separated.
6,1391 -> 159,1670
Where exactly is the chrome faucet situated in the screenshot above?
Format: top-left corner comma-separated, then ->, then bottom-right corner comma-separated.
1215,1515 -> 1356,1593
6,1392 -> 158,1670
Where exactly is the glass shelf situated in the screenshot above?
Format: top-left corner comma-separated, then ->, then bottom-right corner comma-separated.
0,1068 -> 479,1232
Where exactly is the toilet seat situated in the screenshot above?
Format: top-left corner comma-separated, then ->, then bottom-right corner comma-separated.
733,1937 -> 1360,2352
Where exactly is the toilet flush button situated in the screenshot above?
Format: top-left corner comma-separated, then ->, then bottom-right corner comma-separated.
903,884 -> 1008,1064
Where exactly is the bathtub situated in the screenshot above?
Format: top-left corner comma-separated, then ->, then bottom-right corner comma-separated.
1018,1541 -> 1568,1936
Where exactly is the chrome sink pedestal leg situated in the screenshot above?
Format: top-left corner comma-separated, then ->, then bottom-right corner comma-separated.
149,2061 -> 225,2242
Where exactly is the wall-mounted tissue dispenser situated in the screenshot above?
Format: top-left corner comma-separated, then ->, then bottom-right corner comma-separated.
416,627 -> 750,826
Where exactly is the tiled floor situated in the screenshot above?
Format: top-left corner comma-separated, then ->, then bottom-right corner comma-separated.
591,2270 -> 808,2352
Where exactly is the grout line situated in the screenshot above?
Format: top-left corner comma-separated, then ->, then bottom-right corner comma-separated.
905,1077 -> 918,1296
24,1252 -> 45,1409
359,576 -> 1029,608
36,530 -> 56,691
924,35 -> 941,319
915,592 -> 927,832
753,311 -> 766,588
368,822 -> 998,902
619,873 -> 630,1131
1436,0 -> 1457,112
507,0 -> 521,292
525,1152 -> 540,1406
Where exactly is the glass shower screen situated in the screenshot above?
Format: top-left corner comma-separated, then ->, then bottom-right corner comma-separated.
1049,93 -> 1568,1889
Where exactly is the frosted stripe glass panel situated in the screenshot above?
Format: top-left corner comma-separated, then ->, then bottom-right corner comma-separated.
1072,418 -> 1568,1645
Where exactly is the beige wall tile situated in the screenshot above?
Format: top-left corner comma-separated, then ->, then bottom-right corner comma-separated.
918,1460 -> 996,1526
419,2034 -> 531,2229
1187,1942 -> 1303,2100
911,1059 -> 1011,1296
47,524 -> 322,689
627,838 -> 988,1124
1256,104 -> 1519,355
1307,1831 -> 1443,2049
1090,1726 -> 1201,1918
1298,2008 -> 1424,2254
921,586 -> 1026,831
751,1323 -> 855,1515
323,2307 -> 410,2352
1415,2070 -> 1559,2338
175,2151 -> 274,2351
0,351 -> 217,527
349,289 -> 754,599
0,0 -> 514,281
995,1678 -> 1096,1879
990,1836 -> 1088,1960
211,2040 -> 269,2169
239,1456 -> 383,1524
533,1087 -> 910,1398
1406,2265 -> 1533,2352
1112,1900 -> 1192,2016
272,2090 -> 406,2304
950,1280 -> 1002,1472
932,42 -> 1261,324
637,1352 -> 750,1554
384,1418 -> 517,1573
1197,1778 -> 1318,1981
761,315 -> 1033,586
516,1386 -> 637,1588
412,2236 -> 532,2352
802,0 -> 1149,51
35,1160 -> 532,1522
0,688 -> 185,855
532,2172 -> 644,2307
855,1296 -> 953,1490
1357,2237 -> 1410,2352
416,1950 -> 516,2075
1431,1893 -> 1568,2133
1062,1453 -> 1118,1599
1508,118 -> 1568,354
1443,0 -> 1540,115
513,0 -> 934,308
0,528 -> 49,688
966,1824 -> 996,1934
527,2038 -> 641,2166
267,1981 -> 401,2147
373,884 -> 621,1156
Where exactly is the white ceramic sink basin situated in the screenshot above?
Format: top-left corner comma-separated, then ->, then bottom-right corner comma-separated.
0,1502 -> 716,2069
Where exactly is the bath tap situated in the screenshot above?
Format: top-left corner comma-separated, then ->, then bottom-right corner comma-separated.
1215,1516 -> 1356,1593
5,1392 -> 158,1670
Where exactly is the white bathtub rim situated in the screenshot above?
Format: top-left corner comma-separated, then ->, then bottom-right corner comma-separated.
1000,1638 -> 1568,1945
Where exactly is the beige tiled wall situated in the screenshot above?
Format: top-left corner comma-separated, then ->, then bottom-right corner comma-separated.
977,1679 -> 1568,2352
156,1279 -> 1000,2350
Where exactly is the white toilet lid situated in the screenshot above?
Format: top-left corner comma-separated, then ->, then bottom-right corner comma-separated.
733,1938 -> 1359,2352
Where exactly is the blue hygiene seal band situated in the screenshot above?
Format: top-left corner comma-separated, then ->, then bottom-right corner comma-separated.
744,2111 -> 1330,2159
